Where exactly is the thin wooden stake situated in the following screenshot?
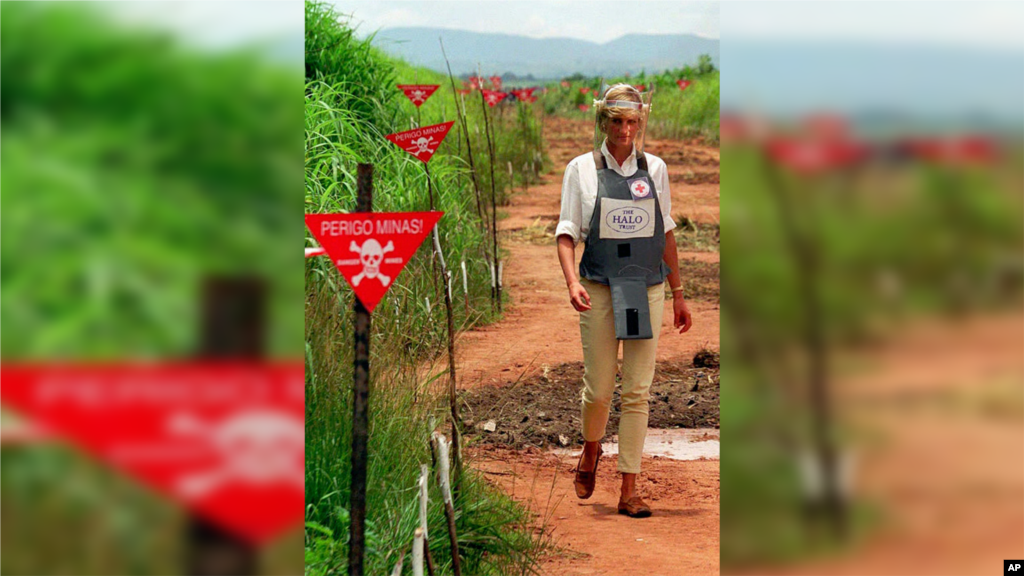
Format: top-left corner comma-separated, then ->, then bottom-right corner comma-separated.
189,277 -> 264,576
432,433 -> 462,576
439,38 -> 486,229
477,67 -> 502,313
348,163 -> 374,576
412,528 -> 425,576
418,465 -> 437,576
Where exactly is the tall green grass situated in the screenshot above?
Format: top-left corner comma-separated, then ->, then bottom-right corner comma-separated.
305,3 -> 544,573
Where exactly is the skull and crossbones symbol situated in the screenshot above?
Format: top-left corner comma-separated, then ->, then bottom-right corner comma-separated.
168,410 -> 305,498
350,238 -> 395,286
406,136 -> 434,157
486,93 -> 501,105
409,89 -> 427,103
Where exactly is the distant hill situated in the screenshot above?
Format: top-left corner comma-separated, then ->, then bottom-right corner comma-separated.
721,40 -> 1024,130
368,27 -> 719,79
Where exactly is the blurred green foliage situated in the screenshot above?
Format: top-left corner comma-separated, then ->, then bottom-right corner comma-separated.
720,138 -> 1024,566
1,2 -> 303,360
1,2 -> 304,574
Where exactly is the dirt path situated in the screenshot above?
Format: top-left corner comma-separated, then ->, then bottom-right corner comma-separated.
453,116 -> 721,576
454,117 -> 720,390
729,314 -> 1024,576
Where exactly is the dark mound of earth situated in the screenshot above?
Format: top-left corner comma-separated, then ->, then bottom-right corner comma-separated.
461,360 -> 719,449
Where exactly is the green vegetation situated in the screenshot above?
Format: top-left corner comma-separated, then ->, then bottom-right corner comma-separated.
1,2 -> 302,573
539,60 -> 720,145
304,2 -> 544,573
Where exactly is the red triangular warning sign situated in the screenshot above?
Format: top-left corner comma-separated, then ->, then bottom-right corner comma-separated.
0,362 -> 305,545
677,79 -> 692,91
482,89 -> 506,107
305,212 -> 443,312
397,84 -> 440,108
385,121 -> 454,163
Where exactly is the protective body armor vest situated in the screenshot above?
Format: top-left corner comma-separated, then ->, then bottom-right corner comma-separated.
579,150 -> 668,339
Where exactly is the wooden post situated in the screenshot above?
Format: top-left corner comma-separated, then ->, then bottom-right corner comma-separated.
432,433 -> 462,576
477,73 -> 502,313
349,164 -> 374,576
418,465 -> 437,576
439,38 -> 487,231
188,277 -> 265,576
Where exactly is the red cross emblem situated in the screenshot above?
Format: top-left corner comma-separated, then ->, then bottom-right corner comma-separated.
630,179 -> 650,198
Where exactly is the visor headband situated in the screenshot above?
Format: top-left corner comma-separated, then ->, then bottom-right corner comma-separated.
592,99 -> 647,110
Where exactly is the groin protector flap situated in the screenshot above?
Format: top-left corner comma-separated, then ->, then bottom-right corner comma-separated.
609,276 -> 653,340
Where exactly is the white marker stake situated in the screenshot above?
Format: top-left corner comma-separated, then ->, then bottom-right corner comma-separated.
489,263 -> 496,289
447,271 -> 453,302
390,553 -> 405,576
498,261 -> 504,289
425,297 -> 431,315
412,528 -> 424,576
431,228 -> 447,271
433,432 -> 453,506
461,261 -> 468,294
418,464 -> 430,540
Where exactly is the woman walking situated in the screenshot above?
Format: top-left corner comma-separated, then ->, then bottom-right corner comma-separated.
555,84 -> 692,518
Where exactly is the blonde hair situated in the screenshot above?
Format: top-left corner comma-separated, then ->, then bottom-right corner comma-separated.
595,84 -> 643,134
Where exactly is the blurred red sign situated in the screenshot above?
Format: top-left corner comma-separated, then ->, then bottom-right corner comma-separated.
633,84 -> 646,92
511,88 -> 535,101
0,362 -> 305,544
489,75 -> 502,89
457,89 -> 471,96
561,81 -> 570,88
467,76 -> 482,90
397,84 -> 440,108
765,137 -> 868,173
677,79 -> 692,91
482,89 -> 506,107
802,113 -> 850,140
901,135 -> 997,165
579,87 -> 591,94
578,104 -> 589,112
305,212 -> 443,312
385,121 -> 455,163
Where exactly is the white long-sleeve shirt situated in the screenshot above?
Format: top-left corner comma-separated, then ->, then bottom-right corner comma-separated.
556,140 -> 675,245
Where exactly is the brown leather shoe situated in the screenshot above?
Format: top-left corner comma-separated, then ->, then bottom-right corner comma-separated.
573,445 -> 603,499
617,496 -> 652,518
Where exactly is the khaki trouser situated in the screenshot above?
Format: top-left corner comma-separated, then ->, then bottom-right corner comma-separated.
578,277 -> 665,474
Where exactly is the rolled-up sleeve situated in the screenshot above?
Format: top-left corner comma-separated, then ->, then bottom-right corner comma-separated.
654,157 -> 676,234
555,160 -> 583,244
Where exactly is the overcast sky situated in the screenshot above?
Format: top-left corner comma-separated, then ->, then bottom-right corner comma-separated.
722,1 -> 1024,50
106,1 -> 302,49
334,1 -> 720,42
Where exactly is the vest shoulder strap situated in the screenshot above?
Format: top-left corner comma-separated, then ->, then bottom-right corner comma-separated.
637,153 -> 648,172
592,150 -> 606,170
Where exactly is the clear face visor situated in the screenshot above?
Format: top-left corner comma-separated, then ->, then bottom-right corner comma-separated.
592,85 -> 653,157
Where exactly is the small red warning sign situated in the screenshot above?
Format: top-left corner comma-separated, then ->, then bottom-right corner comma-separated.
578,104 -> 589,112
580,87 -> 591,94
677,79 -> 692,91
511,88 -> 536,101
489,75 -> 502,89
305,212 -> 444,312
482,89 -> 506,107
397,84 -> 440,107
385,121 -> 455,163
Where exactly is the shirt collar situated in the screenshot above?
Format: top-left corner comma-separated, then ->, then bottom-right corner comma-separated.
600,139 -> 637,176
